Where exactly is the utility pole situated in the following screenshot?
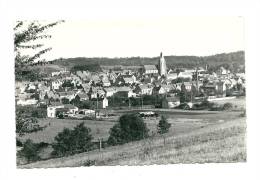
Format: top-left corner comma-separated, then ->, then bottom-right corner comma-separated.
141,94 -> 143,109
98,138 -> 102,151
96,93 -> 99,117
128,96 -> 131,109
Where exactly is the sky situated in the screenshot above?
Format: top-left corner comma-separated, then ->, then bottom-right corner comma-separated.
26,16 -> 244,60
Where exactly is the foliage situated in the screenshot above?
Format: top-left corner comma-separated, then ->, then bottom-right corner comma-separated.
16,108 -> 46,136
31,108 -> 47,118
53,51 -> 244,71
82,160 -> 96,166
172,77 -> 191,84
52,123 -> 93,157
71,64 -> 102,72
180,83 -> 187,103
14,21 -> 63,66
18,139 -> 40,163
157,116 -> 171,134
61,98 -> 70,104
222,103 -> 233,111
71,98 -> 92,109
107,113 -> 149,146
62,80 -> 74,88
14,21 -> 63,81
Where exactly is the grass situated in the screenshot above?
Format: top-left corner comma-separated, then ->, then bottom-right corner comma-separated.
18,117 -> 246,168
17,97 -> 246,167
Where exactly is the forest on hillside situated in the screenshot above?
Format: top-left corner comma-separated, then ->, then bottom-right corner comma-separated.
51,51 -> 245,72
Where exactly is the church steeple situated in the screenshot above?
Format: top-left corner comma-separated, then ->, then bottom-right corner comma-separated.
159,52 -> 167,76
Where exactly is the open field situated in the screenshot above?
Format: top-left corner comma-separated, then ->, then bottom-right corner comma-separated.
17,97 -> 246,166
18,117 -> 246,168
17,108 -> 244,144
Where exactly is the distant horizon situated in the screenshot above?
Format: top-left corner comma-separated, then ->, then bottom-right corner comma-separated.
51,50 -> 244,61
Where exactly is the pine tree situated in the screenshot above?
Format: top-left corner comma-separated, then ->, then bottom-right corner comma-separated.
14,20 -> 64,67
157,115 -> 171,134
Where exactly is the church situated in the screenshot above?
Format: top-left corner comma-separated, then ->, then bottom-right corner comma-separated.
143,52 -> 167,76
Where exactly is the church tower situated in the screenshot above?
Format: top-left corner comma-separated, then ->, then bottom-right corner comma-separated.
159,52 -> 167,76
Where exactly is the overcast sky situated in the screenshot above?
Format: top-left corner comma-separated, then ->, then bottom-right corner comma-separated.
37,16 -> 244,60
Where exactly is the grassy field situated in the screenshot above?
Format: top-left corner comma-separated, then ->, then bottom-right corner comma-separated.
18,117 -> 246,168
17,97 -> 246,166
17,109 -> 244,144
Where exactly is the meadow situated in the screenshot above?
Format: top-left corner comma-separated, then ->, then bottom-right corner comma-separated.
18,116 -> 246,168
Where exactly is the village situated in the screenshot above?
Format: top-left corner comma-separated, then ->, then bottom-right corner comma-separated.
15,52 -> 246,120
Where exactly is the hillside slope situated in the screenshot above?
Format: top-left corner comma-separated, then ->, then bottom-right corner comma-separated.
52,51 -> 245,69
18,117 -> 246,168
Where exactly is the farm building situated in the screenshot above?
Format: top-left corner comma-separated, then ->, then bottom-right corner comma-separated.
47,103 -> 79,118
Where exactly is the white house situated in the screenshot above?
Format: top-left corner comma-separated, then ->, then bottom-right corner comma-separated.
47,104 -> 79,118
51,80 -> 63,90
143,65 -> 158,74
178,71 -> 193,79
17,99 -> 38,106
104,87 -> 117,97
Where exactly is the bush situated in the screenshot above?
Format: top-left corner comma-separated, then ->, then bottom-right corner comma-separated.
18,139 -> 40,163
16,139 -> 23,147
52,123 -> 93,157
31,108 -> 47,118
157,116 -> 171,134
223,103 -> 233,111
82,160 -> 96,166
107,113 -> 149,146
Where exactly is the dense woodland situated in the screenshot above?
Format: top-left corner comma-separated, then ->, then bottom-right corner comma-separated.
52,51 -> 245,72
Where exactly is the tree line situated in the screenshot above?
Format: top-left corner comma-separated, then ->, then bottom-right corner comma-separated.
17,113 -> 171,163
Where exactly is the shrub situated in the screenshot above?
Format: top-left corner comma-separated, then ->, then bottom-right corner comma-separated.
31,108 -> 47,118
223,103 -> 233,111
16,139 -> 23,147
18,139 -> 40,163
52,123 -> 93,157
157,115 -> 171,134
82,160 -> 96,166
107,113 -> 149,146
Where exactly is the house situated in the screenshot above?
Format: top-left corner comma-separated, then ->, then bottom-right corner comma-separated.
17,99 -> 38,106
135,84 -> 153,95
47,103 -> 79,118
90,97 -> 108,109
167,73 -> 178,80
45,91 -> 60,100
178,71 -> 193,79
88,87 -> 105,99
74,93 -> 89,101
104,87 -> 117,97
81,83 -> 91,93
123,77 -> 134,85
143,65 -> 158,74
152,86 -> 166,95
162,96 -> 180,108
51,80 -> 63,90
175,82 -> 191,91
102,77 -> 111,87
90,75 -> 100,85
59,91 -> 75,101
200,81 -> 226,97
115,86 -> 136,98
217,66 -> 230,75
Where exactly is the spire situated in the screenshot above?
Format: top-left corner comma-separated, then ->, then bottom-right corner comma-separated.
159,52 -> 167,76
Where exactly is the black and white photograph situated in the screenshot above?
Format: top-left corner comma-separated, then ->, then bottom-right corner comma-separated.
14,17 -> 246,168
1,1 -> 259,179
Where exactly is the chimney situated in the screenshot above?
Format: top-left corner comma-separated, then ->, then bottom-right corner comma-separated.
160,52 -> 162,58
